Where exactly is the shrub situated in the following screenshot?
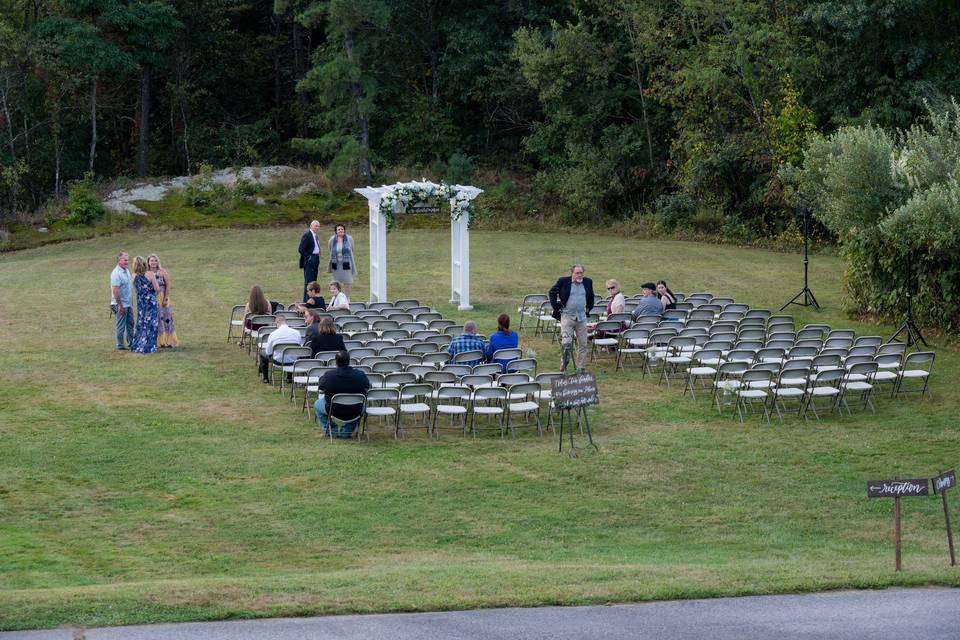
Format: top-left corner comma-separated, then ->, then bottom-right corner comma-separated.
66,175 -> 105,225
183,164 -> 231,213
787,101 -> 960,332
653,193 -> 696,231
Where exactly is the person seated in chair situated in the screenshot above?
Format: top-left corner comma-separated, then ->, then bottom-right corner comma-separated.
314,350 -> 371,438
631,282 -> 663,320
295,281 -> 326,315
447,320 -> 485,366
309,315 -> 346,356
484,313 -> 519,372
258,314 -> 301,383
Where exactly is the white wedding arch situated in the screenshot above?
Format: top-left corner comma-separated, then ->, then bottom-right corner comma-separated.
354,181 -> 483,310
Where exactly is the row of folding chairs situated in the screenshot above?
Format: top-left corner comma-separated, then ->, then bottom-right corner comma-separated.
309,371 -> 560,440
689,351 -> 936,423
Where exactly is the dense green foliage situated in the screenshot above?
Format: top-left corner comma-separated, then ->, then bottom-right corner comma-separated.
788,102 -> 960,331
2,0 -> 959,234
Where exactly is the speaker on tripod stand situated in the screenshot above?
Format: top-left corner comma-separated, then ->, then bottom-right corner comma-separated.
780,195 -> 821,312
889,250 -> 928,348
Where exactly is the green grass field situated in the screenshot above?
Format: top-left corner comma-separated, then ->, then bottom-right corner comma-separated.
1,227 -> 958,630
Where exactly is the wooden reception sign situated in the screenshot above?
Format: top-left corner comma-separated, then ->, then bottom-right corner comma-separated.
867,478 -> 930,571
932,470 -> 956,566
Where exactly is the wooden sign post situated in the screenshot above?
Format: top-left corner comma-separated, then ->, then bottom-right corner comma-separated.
932,470 -> 957,566
867,478 -> 929,571
551,371 -> 599,456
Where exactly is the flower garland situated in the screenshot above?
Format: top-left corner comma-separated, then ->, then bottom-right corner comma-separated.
378,182 -> 473,231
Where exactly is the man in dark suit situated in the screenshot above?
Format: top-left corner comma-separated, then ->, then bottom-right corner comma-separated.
548,263 -> 595,372
298,220 -> 322,302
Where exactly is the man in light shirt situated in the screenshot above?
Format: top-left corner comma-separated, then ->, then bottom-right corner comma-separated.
258,315 -> 302,383
110,251 -> 134,350
297,220 -> 322,303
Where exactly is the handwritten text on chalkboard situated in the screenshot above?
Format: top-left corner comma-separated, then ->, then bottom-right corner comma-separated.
932,470 -> 957,495
551,372 -> 599,409
867,479 -> 929,498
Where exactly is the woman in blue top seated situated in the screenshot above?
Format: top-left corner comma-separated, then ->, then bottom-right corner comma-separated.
485,313 -> 520,372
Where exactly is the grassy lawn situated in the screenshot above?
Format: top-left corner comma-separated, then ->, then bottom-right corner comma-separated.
1,227 -> 958,630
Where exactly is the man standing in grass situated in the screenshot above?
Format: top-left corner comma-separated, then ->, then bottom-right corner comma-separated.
110,251 -> 134,350
447,320 -> 485,366
298,220 -> 322,302
549,263 -> 595,372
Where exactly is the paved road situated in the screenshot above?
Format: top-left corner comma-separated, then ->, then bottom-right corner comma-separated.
3,588 -> 959,640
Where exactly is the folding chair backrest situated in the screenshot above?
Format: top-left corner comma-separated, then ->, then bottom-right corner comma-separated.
689,309 -> 715,322
854,335 -> 883,347
812,354 -> 841,368
788,346 -> 818,359
441,364 -> 472,377
473,363 -> 503,377
622,328 -> 650,344
847,362 -> 878,377
412,330 -> 441,341
506,358 -> 537,374
367,387 -> 399,403
847,345 -> 877,358
744,309 -> 771,320
474,386 -> 507,403
394,299 -> 420,309
607,312 -> 633,324
329,393 -> 366,420
437,386 -> 471,402
423,370 -> 458,387
365,372 -> 385,387
903,351 -> 935,369
508,382 -> 540,400
877,342 -> 906,357
694,349 -> 722,363
824,337 -> 853,349
444,325 -> 465,336
426,334 -> 452,346
429,319 -> 456,330
452,349 -> 483,364
395,354 -> 423,367
795,339 -> 822,349
379,346 -> 408,359
368,302 -> 394,311
686,319 -> 713,330
710,297 -> 734,307
385,372 -> 417,387
766,339 -> 795,351
812,367 -> 844,385
491,348 -> 522,362
462,374 -> 494,388
373,361 -> 404,374
368,340 -> 396,352
400,322 -> 426,333
416,312 -> 443,323
741,368 -> 773,385
718,311 -> 744,322
739,317 -> 766,328
819,348 -> 848,359
406,364 -> 436,379
498,373 -> 531,387
423,351 -> 452,366
594,321 -> 621,334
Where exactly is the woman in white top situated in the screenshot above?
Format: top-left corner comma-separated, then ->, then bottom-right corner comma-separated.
327,280 -> 350,310
605,279 -> 626,314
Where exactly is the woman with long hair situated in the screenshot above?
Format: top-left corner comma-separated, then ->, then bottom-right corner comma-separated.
244,285 -> 272,330
148,254 -> 178,348
657,280 -> 677,311
130,256 -> 160,354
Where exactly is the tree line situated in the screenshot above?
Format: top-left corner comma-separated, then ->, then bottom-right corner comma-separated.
2,0 -> 959,236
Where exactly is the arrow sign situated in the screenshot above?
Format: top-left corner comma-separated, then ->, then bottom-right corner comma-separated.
867,479 -> 929,498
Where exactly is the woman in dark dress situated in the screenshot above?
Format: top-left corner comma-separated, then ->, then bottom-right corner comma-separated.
131,256 -> 161,353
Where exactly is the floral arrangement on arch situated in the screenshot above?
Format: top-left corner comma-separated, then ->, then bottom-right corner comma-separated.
378,182 -> 473,230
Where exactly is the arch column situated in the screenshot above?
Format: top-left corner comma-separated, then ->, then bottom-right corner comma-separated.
354,187 -> 388,303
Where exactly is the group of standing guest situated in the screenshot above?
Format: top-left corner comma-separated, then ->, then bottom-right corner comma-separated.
298,220 -> 357,303
111,251 -> 178,353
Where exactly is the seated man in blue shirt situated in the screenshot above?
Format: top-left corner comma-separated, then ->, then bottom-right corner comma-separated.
447,320 -> 485,366
631,282 -> 663,320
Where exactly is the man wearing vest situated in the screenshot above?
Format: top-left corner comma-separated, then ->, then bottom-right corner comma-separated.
548,263 -> 595,373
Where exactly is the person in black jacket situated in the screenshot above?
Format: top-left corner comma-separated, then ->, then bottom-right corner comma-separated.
313,350 -> 370,438
297,220 -> 322,303
548,263 -> 595,372
309,316 -> 346,356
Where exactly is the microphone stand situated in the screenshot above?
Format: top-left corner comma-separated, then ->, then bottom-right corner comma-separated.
889,251 -> 928,348
780,203 -> 821,311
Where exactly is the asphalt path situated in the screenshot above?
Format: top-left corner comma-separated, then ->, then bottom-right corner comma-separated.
3,588 -> 959,640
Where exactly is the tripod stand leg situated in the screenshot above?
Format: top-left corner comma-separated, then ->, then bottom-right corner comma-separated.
804,288 -> 821,310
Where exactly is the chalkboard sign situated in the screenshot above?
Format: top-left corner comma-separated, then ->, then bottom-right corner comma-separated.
867,479 -> 929,498
551,371 -> 599,409
933,470 -> 957,495
406,201 -> 441,214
